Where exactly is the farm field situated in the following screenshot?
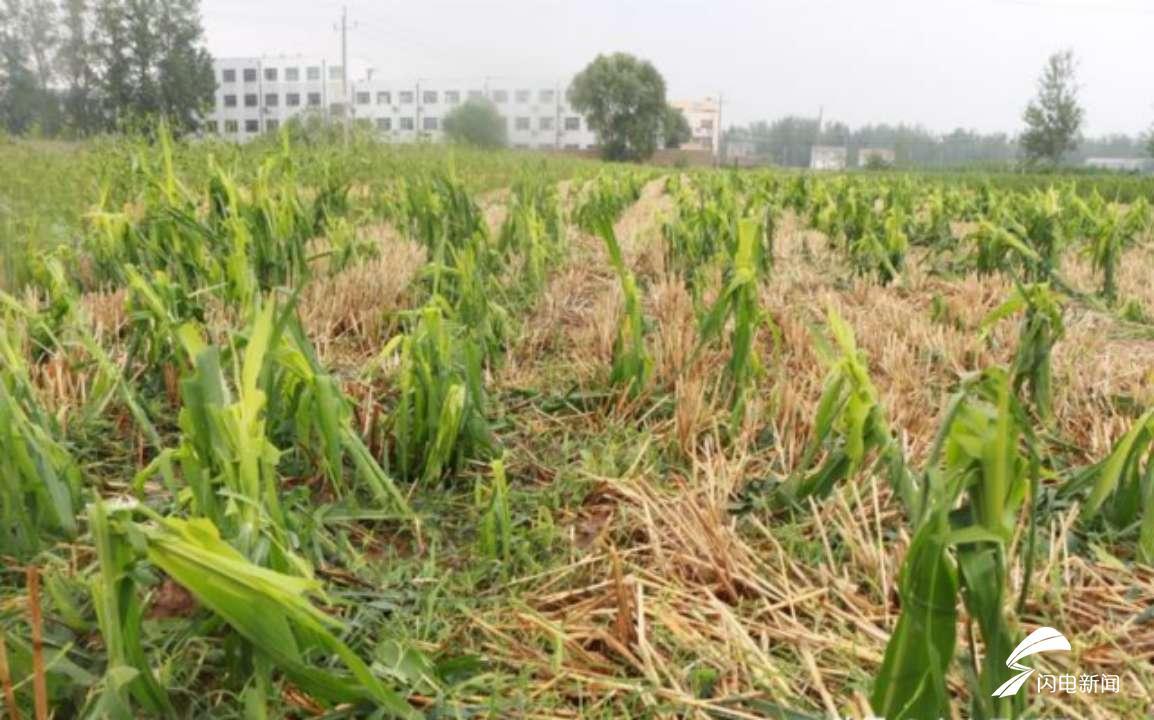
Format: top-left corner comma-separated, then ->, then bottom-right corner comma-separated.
2,133 -> 1154,719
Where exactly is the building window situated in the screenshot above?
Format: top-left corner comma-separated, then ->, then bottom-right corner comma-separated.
514,116 -> 530,131
264,67 -> 277,82
376,91 -> 391,105
422,116 -> 438,130
492,89 -> 508,103
355,91 -> 370,105
205,120 -> 218,133
223,94 -> 237,108
285,67 -> 299,82
515,89 -> 530,103
422,90 -> 437,104
266,119 -> 279,131
400,117 -> 414,130
328,65 -> 342,80
306,66 -> 321,81
467,90 -> 483,101
264,93 -> 278,107
242,68 -> 257,82
286,93 -> 300,107
444,90 -> 460,104
376,117 -> 391,131
564,116 -> 580,131
539,116 -> 554,131
399,91 -> 414,104
224,119 -> 238,133
221,69 -> 236,83
307,92 -> 321,106
244,119 -> 259,133
539,89 -> 555,104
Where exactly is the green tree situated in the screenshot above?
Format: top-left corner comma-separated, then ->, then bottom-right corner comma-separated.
57,0 -> 100,134
1021,49 -> 1084,166
92,0 -> 132,128
442,97 -> 507,149
568,52 -> 667,161
0,0 -> 62,134
91,0 -> 213,133
154,0 -> 215,133
661,105 -> 690,149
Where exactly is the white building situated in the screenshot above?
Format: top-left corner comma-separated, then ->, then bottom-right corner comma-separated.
206,56 -> 348,139
347,76 -> 597,149
1085,157 -> 1151,173
810,145 -> 848,171
204,57 -> 598,149
669,97 -> 720,155
858,147 -> 896,167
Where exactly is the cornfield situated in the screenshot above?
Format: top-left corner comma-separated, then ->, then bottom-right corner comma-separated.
2,131 -> 1154,719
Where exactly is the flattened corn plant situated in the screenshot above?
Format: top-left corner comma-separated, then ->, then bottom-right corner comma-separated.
0,315 -> 82,557
874,368 -> 1041,720
573,170 -> 647,234
1080,199 -> 1150,303
498,177 -> 564,294
696,216 -> 769,422
382,298 -> 494,484
1068,405 -> 1154,563
848,210 -> 908,284
88,500 -> 418,719
592,212 -> 652,397
662,174 -> 741,290
134,297 -> 411,566
88,131 -> 361,306
981,283 -> 1065,423
777,307 -> 915,515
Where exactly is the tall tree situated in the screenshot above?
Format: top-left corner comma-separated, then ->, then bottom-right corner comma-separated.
661,105 -> 690,149
154,0 -> 215,133
90,0 -> 212,133
568,52 -> 667,161
92,0 -> 132,129
57,0 -> 99,134
23,0 -> 59,90
0,0 -> 48,133
1021,49 -> 1084,166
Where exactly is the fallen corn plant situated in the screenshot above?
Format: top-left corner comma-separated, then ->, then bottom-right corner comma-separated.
89,499 -> 419,718
380,298 -> 493,483
696,216 -> 768,422
776,306 -> 915,514
981,282 -> 1065,424
591,212 -> 651,397
873,369 -> 1040,720
1067,405 -> 1154,563
0,320 -> 82,557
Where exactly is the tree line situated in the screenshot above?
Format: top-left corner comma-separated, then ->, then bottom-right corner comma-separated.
0,0 -> 214,137
727,50 -> 1154,170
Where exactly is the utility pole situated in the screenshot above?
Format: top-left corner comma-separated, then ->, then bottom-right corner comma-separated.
340,5 -> 349,145
715,93 -> 723,165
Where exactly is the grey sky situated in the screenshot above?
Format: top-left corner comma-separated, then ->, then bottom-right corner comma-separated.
201,0 -> 1153,137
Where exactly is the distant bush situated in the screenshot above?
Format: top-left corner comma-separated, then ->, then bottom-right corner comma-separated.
443,98 -> 507,149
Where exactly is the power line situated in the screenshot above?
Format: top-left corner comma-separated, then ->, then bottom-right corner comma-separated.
991,0 -> 1154,13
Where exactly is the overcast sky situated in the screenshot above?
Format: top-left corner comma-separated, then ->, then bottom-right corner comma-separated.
201,0 -> 1153,137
